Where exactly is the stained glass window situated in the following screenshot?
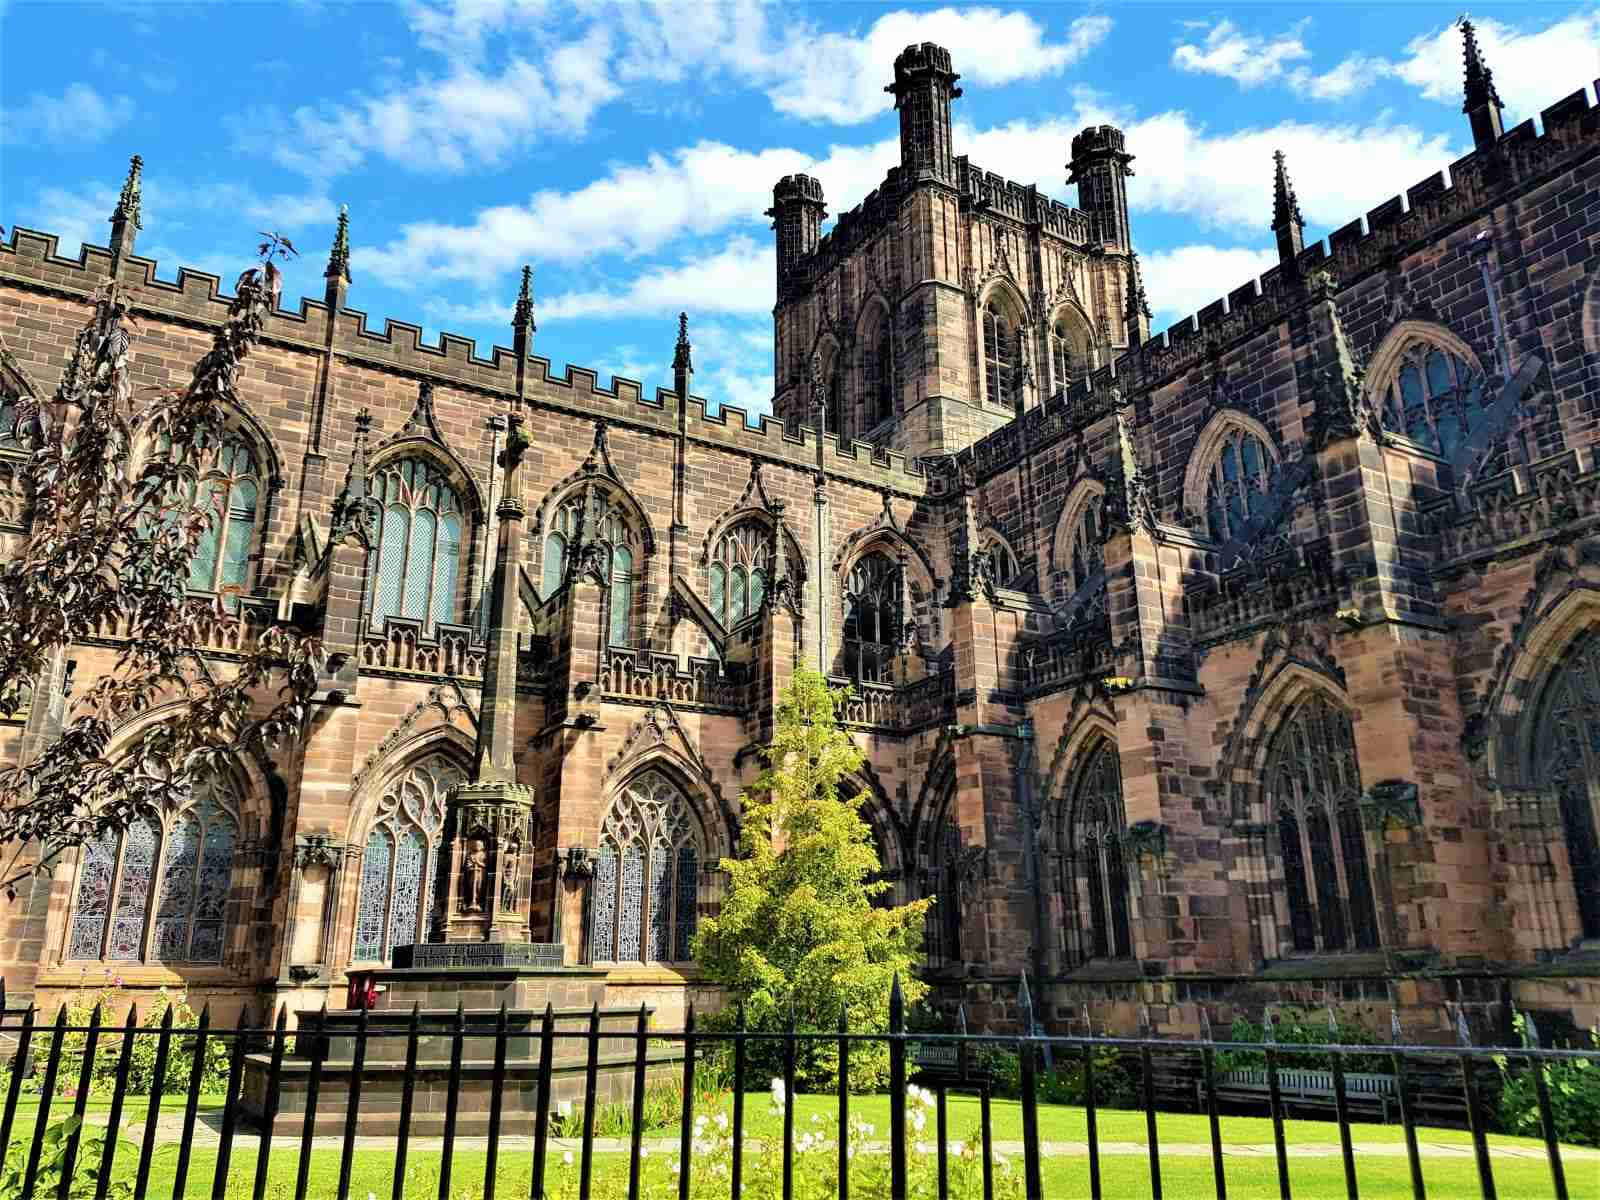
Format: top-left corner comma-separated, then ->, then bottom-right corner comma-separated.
590,771 -> 701,963
68,776 -> 239,964
844,551 -> 901,683
1532,632 -> 1600,939
1378,341 -> 1486,459
708,521 -> 777,627
543,488 -> 640,646
1063,741 -> 1132,964
367,457 -> 465,629
183,437 -> 261,606
983,298 -> 1019,409
1204,428 -> 1274,544
978,536 -> 1017,588
350,753 -> 464,964
1264,694 -> 1379,955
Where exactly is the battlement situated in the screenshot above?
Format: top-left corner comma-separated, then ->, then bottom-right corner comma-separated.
891,42 -> 959,82
770,173 -> 825,210
0,225 -> 930,492
1119,79 -> 1600,389
776,168 -> 908,303
1070,124 -> 1127,160
955,158 -> 1092,240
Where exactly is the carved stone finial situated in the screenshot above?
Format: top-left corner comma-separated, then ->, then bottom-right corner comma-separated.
112,154 -> 143,233
673,311 -> 692,371
809,351 -> 827,411
513,264 -> 536,333
1271,151 -> 1303,233
331,407 -> 377,539
325,204 -> 351,283
1123,251 -> 1151,346
1458,17 -> 1501,112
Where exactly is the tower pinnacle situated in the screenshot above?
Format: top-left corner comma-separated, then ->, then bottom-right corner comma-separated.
108,154 -> 143,268
1271,149 -> 1305,269
1123,252 -> 1152,347
673,311 -> 693,397
325,204 -> 351,283
513,264 -> 536,334
1459,16 -> 1504,150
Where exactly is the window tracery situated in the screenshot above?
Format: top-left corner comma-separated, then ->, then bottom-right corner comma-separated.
1050,318 -> 1081,393
1203,428 -> 1273,544
982,296 -> 1021,410
708,520 -> 770,627
589,770 -> 700,964
978,534 -> 1017,589
351,754 -> 464,963
867,323 -> 893,429
924,818 -> 963,967
368,457 -> 465,629
1060,492 -> 1105,600
1376,340 -> 1486,459
187,436 -> 261,603
1532,632 -> 1600,939
68,774 -> 241,964
843,550 -> 901,683
541,488 -> 639,646
1263,695 -> 1378,955
1063,740 -> 1131,963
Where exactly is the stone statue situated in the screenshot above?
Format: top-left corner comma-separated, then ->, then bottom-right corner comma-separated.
461,838 -> 488,913
499,838 -> 521,911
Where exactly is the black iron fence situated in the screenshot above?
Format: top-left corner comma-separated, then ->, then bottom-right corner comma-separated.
0,977 -> 1594,1200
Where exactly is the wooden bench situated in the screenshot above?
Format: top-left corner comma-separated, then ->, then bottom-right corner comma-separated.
1203,1067 -> 1398,1122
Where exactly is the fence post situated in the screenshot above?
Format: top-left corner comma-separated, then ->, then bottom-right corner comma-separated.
293,1004 -> 325,1200
56,1002 -> 101,1200
393,1003 -> 421,1200
628,1005 -> 649,1200
532,1003 -> 554,1200
209,1008 -> 250,1200
889,975 -> 907,1200
337,1003 -> 369,1200
251,1006 -> 288,1200
1018,973 -> 1043,1200
93,1004 -> 138,1200
731,1005 -> 745,1200
837,1007 -> 850,1200
1263,1012 -> 1291,1200
678,1002 -> 696,1200
133,1004 -> 174,1200
1518,1015 -> 1568,1200
438,1002 -> 466,1200
580,1003 -> 600,1200
783,1001 -> 796,1200
20,1005 -> 66,1199
0,1004 -> 33,1156
486,1003 -> 510,1200
1326,1010 -> 1358,1200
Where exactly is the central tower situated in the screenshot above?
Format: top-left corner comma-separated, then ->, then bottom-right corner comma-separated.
887,42 -> 963,183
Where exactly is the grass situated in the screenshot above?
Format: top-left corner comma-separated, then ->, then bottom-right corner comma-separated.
2,1092 -> 1591,1200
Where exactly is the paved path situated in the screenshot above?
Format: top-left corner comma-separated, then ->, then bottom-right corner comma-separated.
71,1112 -> 1599,1162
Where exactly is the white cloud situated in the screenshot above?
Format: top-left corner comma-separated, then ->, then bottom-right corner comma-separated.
1390,11 -> 1600,119
1172,19 -> 1310,89
359,136 -> 897,289
24,183 -> 118,257
2,84 -> 134,144
540,237 -> 773,320
1139,245 -> 1280,325
769,10 -> 1113,124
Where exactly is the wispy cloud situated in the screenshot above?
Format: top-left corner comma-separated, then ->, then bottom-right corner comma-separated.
1389,10 -> 1600,119
3,83 -> 134,145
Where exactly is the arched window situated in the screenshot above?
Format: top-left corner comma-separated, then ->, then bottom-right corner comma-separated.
924,813 -> 963,967
826,357 -> 844,438
1264,695 -> 1378,955
1377,340 -> 1486,459
187,436 -> 261,602
68,775 -> 240,964
369,457 -> 465,629
708,520 -> 771,627
352,754 -> 464,963
542,488 -> 639,646
1064,494 -> 1104,597
0,392 -> 27,450
978,534 -> 1017,588
982,298 -> 1019,409
1203,428 -> 1273,544
1533,633 -> 1600,940
590,770 -> 701,963
1051,319 -> 1078,392
1063,741 -> 1131,963
843,550 -> 901,683
868,324 -> 894,429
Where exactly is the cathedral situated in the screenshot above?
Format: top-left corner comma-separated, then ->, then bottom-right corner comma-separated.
1,26 -> 1598,1043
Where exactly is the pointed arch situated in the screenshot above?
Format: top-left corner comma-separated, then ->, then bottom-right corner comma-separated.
977,279 -> 1028,410
855,294 -> 896,431
1581,264 -> 1600,359
1056,733 -> 1132,964
1363,319 -> 1490,459
365,454 -> 472,628
809,331 -> 845,437
1047,301 -> 1095,395
976,524 -> 1022,588
1049,476 -> 1108,604
1181,409 -> 1281,536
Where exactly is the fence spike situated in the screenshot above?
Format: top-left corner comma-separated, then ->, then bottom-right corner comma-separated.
1391,1008 -> 1403,1044
1327,1005 -> 1339,1038
1521,1009 -> 1541,1049
1263,1008 -> 1275,1043
1082,1003 -> 1092,1037
889,974 -> 903,1033
957,1003 -> 968,1037
1017,970 -> 1033,1031
1199,1007 -> 1213,1042
1454,1004 -> 1473,1048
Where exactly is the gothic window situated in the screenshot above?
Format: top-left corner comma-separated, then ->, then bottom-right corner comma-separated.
368,457 -> 465,629
186,436 -> 261,603
590,771 -> 700,964
1065,495 -> 1104,596
924,818 -> 963,967
541,488 -> 639,646
1051,319 -> 1077,392
843,550 -> 901,684
1263,695 -> 1379,955
827,360 -> 844,439
708,520 -> 771,627
1203,428 -> 1273,544
1532,632 -> 1600,939
867,324 -> 894,429
982,298 -> 1019,410
351,754 -> 464,963
1063,741 -> 1132,963
0,392 -> 27,449
68,774 -> 241,964
1377,340 -> 1486,459
978,534 -> 1017,588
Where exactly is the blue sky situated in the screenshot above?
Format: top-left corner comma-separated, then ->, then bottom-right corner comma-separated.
3,2 -> 1598,419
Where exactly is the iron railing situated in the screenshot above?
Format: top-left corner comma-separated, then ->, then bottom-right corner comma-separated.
0,976 -> 1593,1200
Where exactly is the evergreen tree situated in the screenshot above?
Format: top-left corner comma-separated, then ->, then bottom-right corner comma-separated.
694,669 -> 931,1089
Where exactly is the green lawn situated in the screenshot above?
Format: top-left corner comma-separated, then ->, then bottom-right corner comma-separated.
2,1092 -> 1591,1200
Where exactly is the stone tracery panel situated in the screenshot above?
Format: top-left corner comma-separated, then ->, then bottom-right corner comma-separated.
590,770 -> 701,964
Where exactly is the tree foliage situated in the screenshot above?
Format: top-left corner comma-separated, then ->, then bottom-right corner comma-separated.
0,234 -> 323,893
693,669 -> 930,1089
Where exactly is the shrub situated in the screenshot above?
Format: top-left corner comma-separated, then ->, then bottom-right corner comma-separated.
0,1114 -> 133,1199
973,1044 -> 1135,1108
1494,1016 -> 1600,1148
1214,1009 -> 1390,1074
49,987 -> 231,1099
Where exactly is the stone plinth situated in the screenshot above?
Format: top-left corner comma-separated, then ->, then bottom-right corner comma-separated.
240,966 -> 683,1136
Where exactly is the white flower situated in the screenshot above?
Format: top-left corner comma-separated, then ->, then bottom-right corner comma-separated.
557,1099 -> 574,1118
910,1112 -> 926,1134
670,1160 -> 681,1174
846,1147 -> 856,1161
640,1147 -> 649,1159
914,1141 -> 931,1155
715,1113 -> 729,1130
562,1151 -> 575,1167
770,1077 -> 786,1106
951,1141 -> 966,1157
810,1113 -> 821,1124
695,1114 -> 708,1130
